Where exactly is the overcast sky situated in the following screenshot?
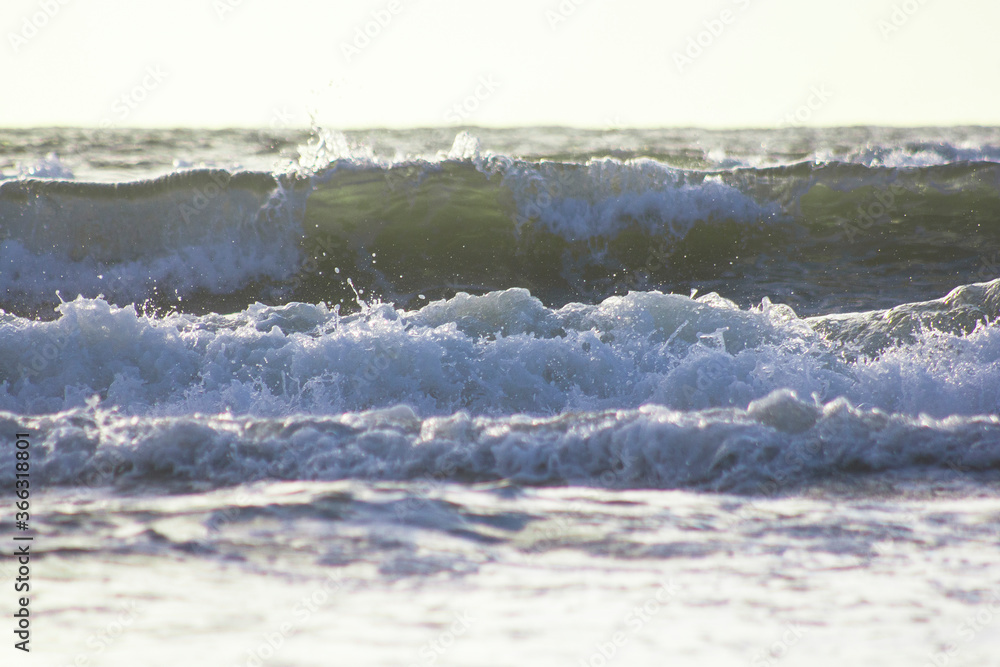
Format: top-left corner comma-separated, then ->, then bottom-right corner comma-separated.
2,0 -> 996,129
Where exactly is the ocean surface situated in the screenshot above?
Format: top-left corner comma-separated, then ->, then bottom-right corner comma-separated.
2,126 -> 1000,666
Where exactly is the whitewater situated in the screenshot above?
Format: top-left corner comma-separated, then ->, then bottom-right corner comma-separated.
1,126 -> 999,666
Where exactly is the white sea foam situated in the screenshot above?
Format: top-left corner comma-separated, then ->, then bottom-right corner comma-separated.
3,287 -> 998,418
0,287 -> 998,488
498,156 -> 781,240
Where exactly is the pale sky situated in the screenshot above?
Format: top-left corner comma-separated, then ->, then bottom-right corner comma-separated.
2,0 -> 997,129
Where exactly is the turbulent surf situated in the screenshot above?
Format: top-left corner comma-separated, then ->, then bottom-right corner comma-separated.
2,126 -> 1000,665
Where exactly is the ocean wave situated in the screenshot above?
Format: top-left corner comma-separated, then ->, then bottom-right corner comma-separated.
2,285 -> 999,418
4,142 -> 1000,315
3,391 -> 999,493
0,170 -> 309,314
1,277 -> 998,490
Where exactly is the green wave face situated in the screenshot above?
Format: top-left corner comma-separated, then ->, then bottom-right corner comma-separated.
3,157 -> 1000,318
293,162 -> 527,308
289,159 -> 1000,316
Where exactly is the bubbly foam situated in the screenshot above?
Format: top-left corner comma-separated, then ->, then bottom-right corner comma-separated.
1,285 -> 998,489
1,286 -> 998,418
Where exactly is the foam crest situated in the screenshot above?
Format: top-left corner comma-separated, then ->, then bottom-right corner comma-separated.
1,287 -> 998,420
499,157 -> 780,239
5,391 -> 999,492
